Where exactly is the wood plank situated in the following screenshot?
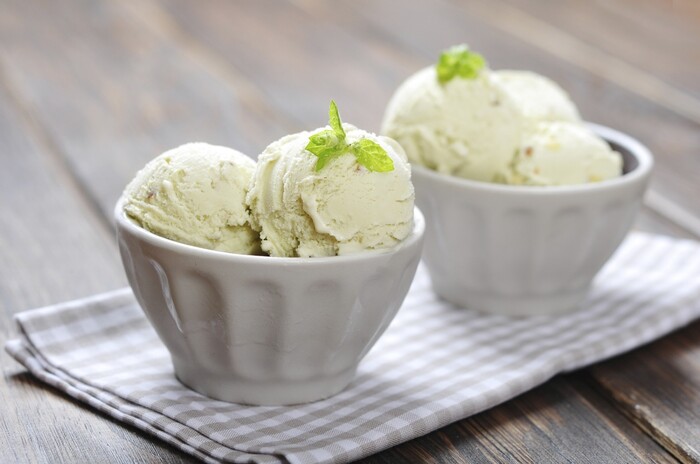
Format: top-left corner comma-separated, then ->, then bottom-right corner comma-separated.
0,82 -> 122,316
137,0 -> 415,131
586,319 -> 700,463
365,375 -> 675,463
0,74 -> 195,463
452,0 -> 700,126
501,0 -> 700,97
0,0 -> 292,220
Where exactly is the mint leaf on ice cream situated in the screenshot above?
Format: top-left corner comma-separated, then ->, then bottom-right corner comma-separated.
350,139 -> 394,172
328,100 -> 346,141
306,129 -> 344,170
306,101 -> 394,172
436,45 -> 486,84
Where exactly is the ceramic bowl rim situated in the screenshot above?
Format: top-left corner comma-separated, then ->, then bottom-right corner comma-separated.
115,199 -> 425,265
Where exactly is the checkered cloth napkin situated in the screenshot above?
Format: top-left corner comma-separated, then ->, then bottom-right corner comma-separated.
6,232 -> 700,464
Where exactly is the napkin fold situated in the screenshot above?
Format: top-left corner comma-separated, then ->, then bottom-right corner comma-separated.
6,232 -> 700,464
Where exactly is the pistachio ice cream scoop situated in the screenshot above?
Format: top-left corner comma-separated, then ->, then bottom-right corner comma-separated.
123,142 -> 260,254
511,122 -> 622,186
381,52 -> 523,183
247,101 -> 415,257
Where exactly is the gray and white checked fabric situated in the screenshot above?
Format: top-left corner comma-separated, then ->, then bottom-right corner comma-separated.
6,232 -> 700,464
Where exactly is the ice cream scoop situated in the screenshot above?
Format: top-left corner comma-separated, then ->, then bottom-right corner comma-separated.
123,142 -> 260,254
381,65 -> 523,183
510,122 -> 622,186
247,102 -> 415,258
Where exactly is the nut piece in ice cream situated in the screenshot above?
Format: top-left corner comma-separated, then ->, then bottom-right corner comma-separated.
123,142 -> 260,254
247,101 -> 415,258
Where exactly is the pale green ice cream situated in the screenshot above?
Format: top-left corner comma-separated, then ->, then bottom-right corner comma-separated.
381,66 -> 523,183
247,125 -> 415,258
382,53 -> 622,186
123,142 -> 260,254
511,122 -> 623,186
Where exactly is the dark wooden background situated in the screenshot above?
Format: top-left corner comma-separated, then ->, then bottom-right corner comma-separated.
1,0 -> 699,462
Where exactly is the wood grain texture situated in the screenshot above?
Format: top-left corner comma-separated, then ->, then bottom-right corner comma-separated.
0,0 -> 291,220
364,375 -> 675,463
456,0 -> 700,127
586,319 -> 700,463
0,79 -> 122,317
502,0 -> 700,97
151,0 -> 415,130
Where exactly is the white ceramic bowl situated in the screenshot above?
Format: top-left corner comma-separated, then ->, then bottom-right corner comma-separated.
412,124 -> 652,316
115,202 -> 425,405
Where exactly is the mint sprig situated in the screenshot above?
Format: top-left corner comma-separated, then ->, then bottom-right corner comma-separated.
436,44 -> 486,84
328,99 -> 345,139
306,100 -> 394,173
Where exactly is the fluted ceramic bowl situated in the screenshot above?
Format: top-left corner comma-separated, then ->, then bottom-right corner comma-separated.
413,124 -> 652,316
115,202 -> 424,405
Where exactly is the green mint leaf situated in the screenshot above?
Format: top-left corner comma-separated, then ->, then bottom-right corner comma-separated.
306,129 -> 341,156
328,100 -> 345,141
307,101 -> 394,172
350,139 -> 394,172
314,150 -> 344,171
305,129 -> 344,171
436,44 -> 486,84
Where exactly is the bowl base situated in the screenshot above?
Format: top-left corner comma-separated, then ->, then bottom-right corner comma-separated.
173,358 -> 357,406
434,283 -> 589,316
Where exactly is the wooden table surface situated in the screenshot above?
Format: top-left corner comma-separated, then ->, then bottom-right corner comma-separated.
1,0 -> 699,462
